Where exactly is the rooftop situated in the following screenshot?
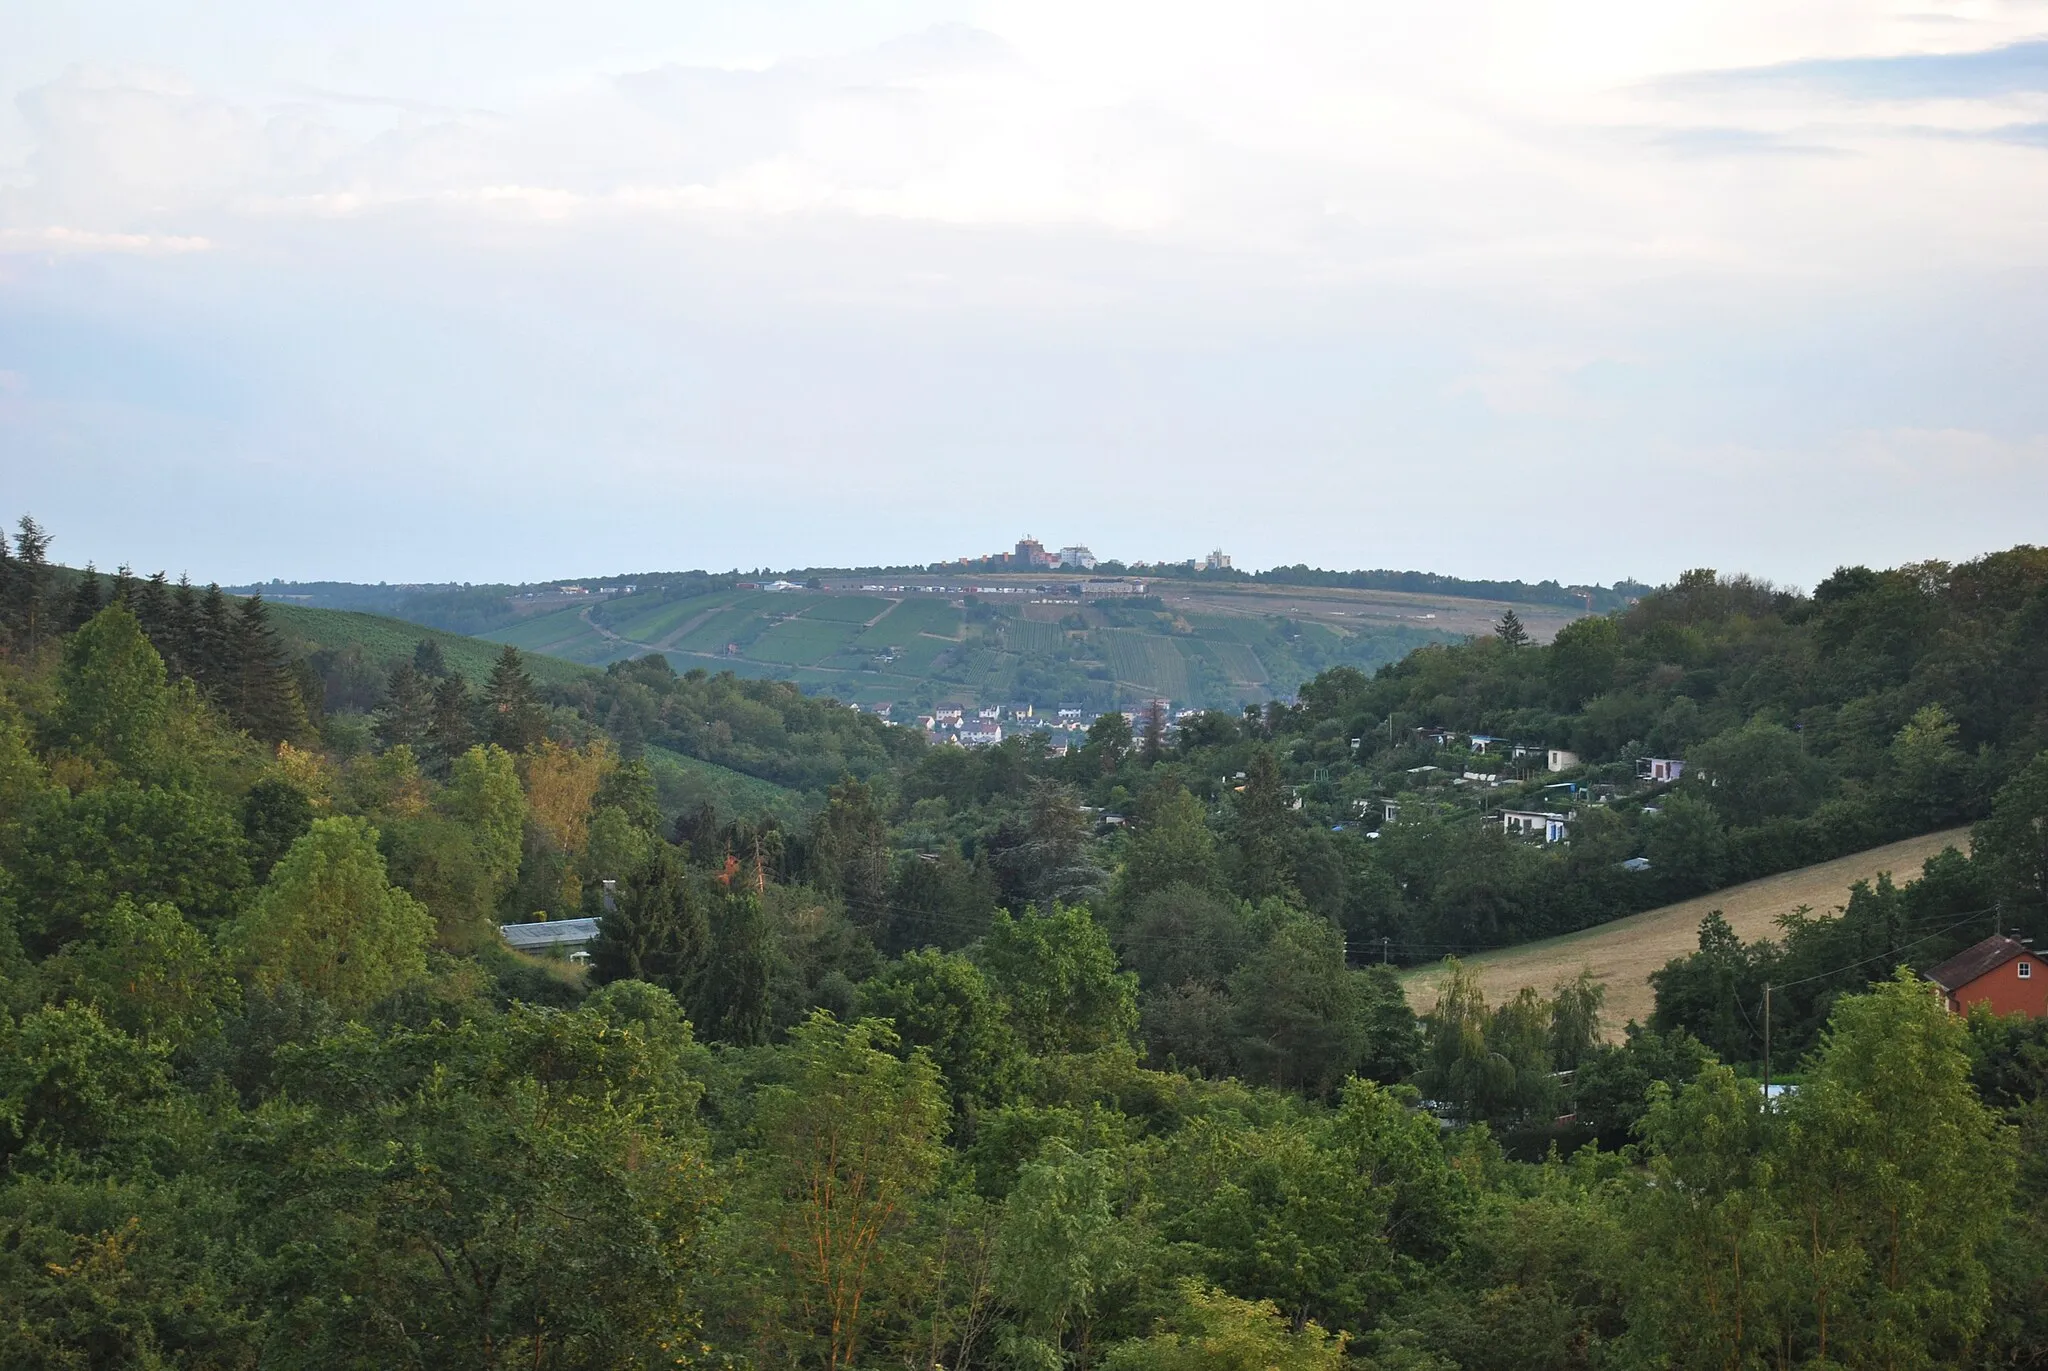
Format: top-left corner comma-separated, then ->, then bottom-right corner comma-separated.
499,917 -> 602,951
1927,934 -> 2030,992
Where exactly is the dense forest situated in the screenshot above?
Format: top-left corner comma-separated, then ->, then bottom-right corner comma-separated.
7,516 -> 2048,1367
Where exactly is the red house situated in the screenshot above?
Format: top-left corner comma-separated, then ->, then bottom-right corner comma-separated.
1927,935 -> 2048,1017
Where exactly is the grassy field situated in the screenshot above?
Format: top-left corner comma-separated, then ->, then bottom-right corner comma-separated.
267,603 -> 594,688
855,598 -> 962,647
749,617 -> 862,666
1400,828 -> 1974,1037
645,744 -> 808,824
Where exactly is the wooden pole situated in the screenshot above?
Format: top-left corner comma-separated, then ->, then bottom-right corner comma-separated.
1763,983 -> 1773,1109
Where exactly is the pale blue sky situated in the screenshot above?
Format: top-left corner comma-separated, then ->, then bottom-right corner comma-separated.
3,2 -> 2046,586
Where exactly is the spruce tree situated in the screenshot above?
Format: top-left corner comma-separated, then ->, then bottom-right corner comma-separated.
1494,609 -> 1530,649
589,844 -> 709,995
700,884 -> 775,1046
134,571 -> 173,661
229,595 -> 308,744
196,583 -> 234,695
1231,748 -> 1297,900
0,525 -> 14,650
375,661 -> 433,752
8,515 -> 51,651
426,673 -> 475,774
482,645 -> 546,752
412,637 -> 449,679
109,563 -> 136,606
65,564 -> 104,632
169,574 -> 201,677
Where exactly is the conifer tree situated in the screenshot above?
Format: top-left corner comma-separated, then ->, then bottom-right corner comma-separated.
0,524 -> 14,649
6,515 -> 51,651
1230,748 -> 1296,900
1140,699 -> 1167,766
375,661 -> 433,753
195,582 -> 234,695
228,595 -> 307,744
412,637 -> 449,679
109,563 -> 136,606
699,883 -> 775,1046
169,574 -> 201,677
589,844 -> 709,995
134,571 -> 172,660
1494,608 -> 1529,648
64,564 -> 104,632
426,673 -> 475,774
482,645 -> 546,753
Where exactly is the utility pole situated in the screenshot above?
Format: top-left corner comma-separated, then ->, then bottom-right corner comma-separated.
1382,936 -> 1390,966
1763,983 -> 1773,1109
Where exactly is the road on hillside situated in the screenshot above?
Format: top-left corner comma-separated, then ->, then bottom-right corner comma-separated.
1400,827 -> 1974,1038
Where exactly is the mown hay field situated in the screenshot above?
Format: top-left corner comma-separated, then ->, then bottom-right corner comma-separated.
1401,828 -> 1974,1037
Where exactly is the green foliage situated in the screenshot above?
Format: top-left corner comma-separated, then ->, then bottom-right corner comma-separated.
53,604 -> 171,777
862,949 -> 1027,1117
1631,973 -> 2016,1368
228,816 -> 432,1013
750,1013 -> 949,1370
588,842 -> 708,996
979,904 -> 1139,1055
1102,1281 -> 1346,1370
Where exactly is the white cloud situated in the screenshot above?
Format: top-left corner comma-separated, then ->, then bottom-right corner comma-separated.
1,3 -> 2045,583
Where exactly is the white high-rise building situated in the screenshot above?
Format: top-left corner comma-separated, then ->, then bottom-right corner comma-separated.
1058,545 -> 1097,569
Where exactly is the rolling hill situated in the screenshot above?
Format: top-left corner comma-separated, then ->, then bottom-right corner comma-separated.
457,575 -> 1587,713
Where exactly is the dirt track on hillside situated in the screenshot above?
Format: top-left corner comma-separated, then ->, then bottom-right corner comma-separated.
1401,828 -> 1974,1038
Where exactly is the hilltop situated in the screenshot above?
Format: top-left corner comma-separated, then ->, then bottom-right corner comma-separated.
249,570 -> 1592,713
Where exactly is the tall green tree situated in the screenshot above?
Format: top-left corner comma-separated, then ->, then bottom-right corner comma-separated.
52,604 -> 172,777
809,776 -> 892,929
752,1014 -> 948,1371
482,645 -> 546,753
228,815 -> 432,1013
1229,750 -> 1295,901
227,594 -> 307,743
374,660 -> 433,753
698,882 -> 776,1046
426,672 -> 476,773
978,905 -> 1138,1055
1117,786 -> 1222,904
1977,750 -> 2048,924
3,515 -> 52,652
63,564 -> 103,632
589,843 -> 709,996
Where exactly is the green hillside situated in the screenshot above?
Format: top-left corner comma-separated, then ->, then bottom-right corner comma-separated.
464,581 -> 1477,712
265,602 -> 595,688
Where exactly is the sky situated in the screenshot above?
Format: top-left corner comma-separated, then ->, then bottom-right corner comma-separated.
2,2 -> 2046,589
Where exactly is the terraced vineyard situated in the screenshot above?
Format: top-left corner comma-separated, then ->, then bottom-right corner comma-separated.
432,574 -> 1580,712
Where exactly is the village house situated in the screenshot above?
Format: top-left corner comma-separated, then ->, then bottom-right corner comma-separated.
1639,757 -> 1686,783
960,718 -> 1004,747
1927,935 -> 2048,1017
934,704 -> 965,726
1548,748 -> 1581,772
1498,809 -> 1571,843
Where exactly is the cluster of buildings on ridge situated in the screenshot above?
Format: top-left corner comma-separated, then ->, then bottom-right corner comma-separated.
859,698 -> 1195,753
951,537 -> 1234,575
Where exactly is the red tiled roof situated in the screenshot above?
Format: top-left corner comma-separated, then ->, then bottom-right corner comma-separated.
1927,935 -> 2030,992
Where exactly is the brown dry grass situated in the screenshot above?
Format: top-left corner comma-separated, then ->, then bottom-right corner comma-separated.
1400,828 -> 1973,1038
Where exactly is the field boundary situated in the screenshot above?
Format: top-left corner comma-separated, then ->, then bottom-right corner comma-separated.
1399,827 -> 1974,1037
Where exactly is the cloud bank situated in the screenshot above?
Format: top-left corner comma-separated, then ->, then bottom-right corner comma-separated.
3,2 -> 2045,586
